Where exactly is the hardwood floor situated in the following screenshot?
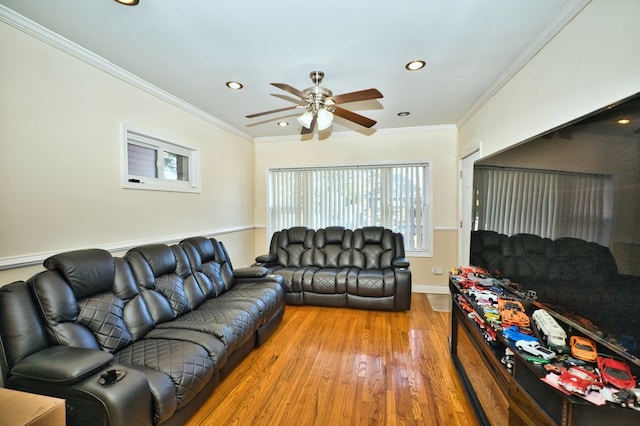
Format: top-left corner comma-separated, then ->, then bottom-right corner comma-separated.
186,293 -> 478,426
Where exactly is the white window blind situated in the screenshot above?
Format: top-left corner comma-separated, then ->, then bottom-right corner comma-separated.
268,163 -> 430,253
473,166 -> 613,245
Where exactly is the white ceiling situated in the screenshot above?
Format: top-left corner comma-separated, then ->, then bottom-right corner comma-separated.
0,0 -> 589,140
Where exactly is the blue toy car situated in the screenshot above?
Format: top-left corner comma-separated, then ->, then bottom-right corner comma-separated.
502,325 -> 538,342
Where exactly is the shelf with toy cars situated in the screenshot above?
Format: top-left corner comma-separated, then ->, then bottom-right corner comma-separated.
449,266 -> 640,425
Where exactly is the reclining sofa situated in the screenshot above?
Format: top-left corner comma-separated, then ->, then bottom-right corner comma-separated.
470,230 -> 640,352
254,226 -> 411,311
0,236 -> 285,426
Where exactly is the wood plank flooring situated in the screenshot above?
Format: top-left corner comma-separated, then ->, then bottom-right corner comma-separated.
186,293 -> 478,426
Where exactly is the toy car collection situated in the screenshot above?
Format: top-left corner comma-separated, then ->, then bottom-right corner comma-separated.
451,266 -> 640,411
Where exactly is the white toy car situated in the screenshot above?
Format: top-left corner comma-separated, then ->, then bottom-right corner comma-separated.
515,340 -> 556,360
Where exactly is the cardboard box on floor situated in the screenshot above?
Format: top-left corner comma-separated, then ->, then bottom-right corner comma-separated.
0,388 -> 65,426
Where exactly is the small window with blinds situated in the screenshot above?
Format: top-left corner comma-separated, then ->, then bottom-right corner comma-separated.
122,124 -> 200,193
268,163 -> 432,254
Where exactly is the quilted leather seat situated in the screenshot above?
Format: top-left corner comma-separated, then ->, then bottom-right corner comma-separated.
180,236 -> 285,346
255,226 -> 411,310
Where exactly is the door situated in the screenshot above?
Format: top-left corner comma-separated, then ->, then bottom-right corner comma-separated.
458,149 -> 481,266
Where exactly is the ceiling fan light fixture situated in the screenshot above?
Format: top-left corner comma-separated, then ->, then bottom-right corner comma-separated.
317,108 -> 334,131
405,60 -> 426,71
114,0 -> 139,5
297,111 -> 314,129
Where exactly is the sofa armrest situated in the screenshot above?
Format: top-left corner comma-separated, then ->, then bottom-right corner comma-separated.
11,346 -> 113,385
234,266 -> 269,278
392,257 -> 410,269
254,253 -> 277,266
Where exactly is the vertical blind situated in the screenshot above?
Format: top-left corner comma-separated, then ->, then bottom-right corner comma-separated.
269,164 -> 429,251
473,166 -> 613,245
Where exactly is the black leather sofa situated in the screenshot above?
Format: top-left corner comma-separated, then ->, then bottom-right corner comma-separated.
0,236 -> 285,426
254,226 -> 411,310
470,230 -> 640,353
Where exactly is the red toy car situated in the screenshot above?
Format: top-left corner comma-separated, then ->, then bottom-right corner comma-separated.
557,367 -> 602,396
597,356 -> 637,389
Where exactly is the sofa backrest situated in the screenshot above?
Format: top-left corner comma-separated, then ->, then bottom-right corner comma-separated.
351,227 -> 402,269
30,249 -> 136,353
125,244 -> 205,325
180,236 -> 235,297
0,281 -> 51,386
470,230 -> 619,282
272,227 -> 315,267
267,226 -> 406,270
312,226 -> 353,268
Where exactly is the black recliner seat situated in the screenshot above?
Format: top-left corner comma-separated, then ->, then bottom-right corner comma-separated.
180,236 -> 285,345
124,244 -> 261,358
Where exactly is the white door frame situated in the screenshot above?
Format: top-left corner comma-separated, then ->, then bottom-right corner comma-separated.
458,147 -> 482,266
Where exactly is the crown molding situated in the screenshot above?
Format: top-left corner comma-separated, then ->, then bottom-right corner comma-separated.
456,0 -> 591,128
0,5 -> 254,142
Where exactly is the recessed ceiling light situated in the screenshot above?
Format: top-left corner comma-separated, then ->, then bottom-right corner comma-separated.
226,81 -> 243,90
617,119 -> 631,124
114,0 -> 139,5
277,121 -> 289,127
405,60 -> 426,71
397,111 -> 410,116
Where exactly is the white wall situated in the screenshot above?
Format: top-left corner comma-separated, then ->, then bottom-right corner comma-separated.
0,21 -> 256,283
253,127 -> 459,292
459,0 -> 640,160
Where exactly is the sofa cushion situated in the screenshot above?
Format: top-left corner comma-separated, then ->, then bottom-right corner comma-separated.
113,338 -> 214,412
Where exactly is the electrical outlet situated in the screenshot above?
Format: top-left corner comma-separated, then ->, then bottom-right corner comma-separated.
432,267 -> 444,275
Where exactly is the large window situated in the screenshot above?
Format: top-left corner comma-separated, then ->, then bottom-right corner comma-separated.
473,166 -> 613,245
268,163 -> 432,253
122,124 -> 200,193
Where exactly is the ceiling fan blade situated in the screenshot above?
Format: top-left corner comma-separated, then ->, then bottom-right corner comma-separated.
329,88 -> 383,105
246,105 -> 300,118
271,83 -> 309,101
301,114 -> 316,135
332,106 -> 377,128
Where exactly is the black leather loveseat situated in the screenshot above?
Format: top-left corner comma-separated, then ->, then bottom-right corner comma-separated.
470,230 -> 640,353
0,236 -> 285,426
254,226 -> 411,311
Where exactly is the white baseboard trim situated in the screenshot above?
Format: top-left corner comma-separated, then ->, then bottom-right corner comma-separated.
412,284 -> 450,294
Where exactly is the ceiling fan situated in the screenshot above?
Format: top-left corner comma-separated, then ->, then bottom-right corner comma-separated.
246,71 -> 383,134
